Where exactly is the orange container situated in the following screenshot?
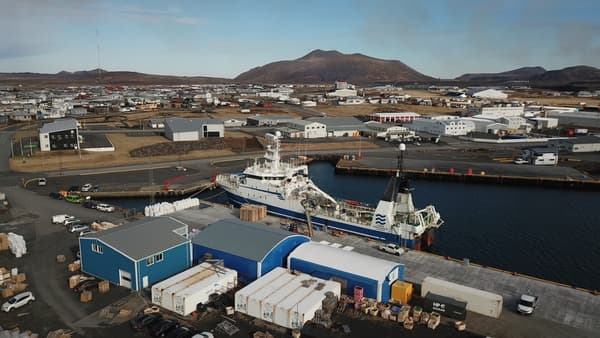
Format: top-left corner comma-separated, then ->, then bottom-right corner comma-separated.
391,281 -> 413,304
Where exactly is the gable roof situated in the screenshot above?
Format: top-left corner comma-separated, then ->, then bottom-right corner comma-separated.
87,217 -> 189,261
192,219 -> 309,262
39,118 -> 78,133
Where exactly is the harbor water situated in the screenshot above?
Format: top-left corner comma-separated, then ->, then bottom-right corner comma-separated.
103,161 -> 600,291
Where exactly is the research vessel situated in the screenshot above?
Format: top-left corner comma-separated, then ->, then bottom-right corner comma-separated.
216,132 -> 443,249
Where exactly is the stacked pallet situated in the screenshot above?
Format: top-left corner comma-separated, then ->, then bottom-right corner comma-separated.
90,221 -> 118,231
68,260 -> 81,272
0,233 -> 8,251
0,267 -> 28,298
240,204 -> 267,222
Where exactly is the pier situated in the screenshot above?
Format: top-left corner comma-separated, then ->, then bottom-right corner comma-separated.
78,180 -> 215,198
335,158 -> 600,190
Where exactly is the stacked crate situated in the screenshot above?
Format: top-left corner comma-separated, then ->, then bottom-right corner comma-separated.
0,267 -> 28,298
0,233 -> 8,251
239,204 -> 267,222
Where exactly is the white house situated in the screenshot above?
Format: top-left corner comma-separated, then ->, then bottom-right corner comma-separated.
338,96 -> 365,105
285,120 -> 327,138
164,118 -> 224,141
39,118 -> 80,151
407,119 -> 475,136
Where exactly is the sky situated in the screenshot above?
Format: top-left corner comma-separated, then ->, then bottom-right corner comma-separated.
1,0 -> 599,79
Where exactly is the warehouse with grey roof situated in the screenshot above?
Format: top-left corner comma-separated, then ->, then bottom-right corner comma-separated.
192,219 -> 310,282
164,117 -> 224,141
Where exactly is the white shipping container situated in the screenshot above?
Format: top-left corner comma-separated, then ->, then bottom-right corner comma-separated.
246,272 -> 297,319
172,267 -> 237,315
260,276 -> 305,322
235,268 -> 288,313
161,269 -> 219,312
272,280 -> 320,325
288,281 -> 342,329
152,263 -> 212,305
421,277 -> 503,318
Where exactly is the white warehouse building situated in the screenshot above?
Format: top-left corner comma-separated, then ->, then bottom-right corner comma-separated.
164,118 -> 224,141
285,120 -> 327,139
407,119 -> 475,136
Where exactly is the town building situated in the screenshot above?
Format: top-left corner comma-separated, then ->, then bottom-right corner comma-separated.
79,217 -> 192,291
191,219 -> 310,283
164,118 -> 224,141
39,118 -> 80,152
246,115 -> 294,127
326,81 -> 358,98
283,120 -> 327,139
363,121 -> 417,140
306,117 -> 364,137
370,112 -> 421,124
407,119 -> 475,136
467,88 -> 508,100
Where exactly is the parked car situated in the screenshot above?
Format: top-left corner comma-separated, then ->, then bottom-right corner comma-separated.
69,224 -> 89,233
517,294 -> 538,315
52,214 -> 74,224
92,185 -> 100,192
192,333 -> 214,338
37,178 -> 47,186
378,243 -> 404,256
73,279 -> 99,293
64,218 -> 81,227
79,230 -> 96,237
81,183 -> 93,192
175,166 -> 187,172
49,192 -> 63,200
2,292 -> 35,312
149,319 -> 178,337
130,313 -> 162,331
96,204 -> 115,212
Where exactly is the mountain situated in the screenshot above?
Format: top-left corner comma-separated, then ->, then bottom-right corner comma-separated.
0,69 -> 230,87
456,66 -> 547,82
455,65 -> 600,87
234,49 -> 433,84
531,66 -> 600,84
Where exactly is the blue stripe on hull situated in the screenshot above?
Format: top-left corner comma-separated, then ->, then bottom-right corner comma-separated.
224,191 -> 418,249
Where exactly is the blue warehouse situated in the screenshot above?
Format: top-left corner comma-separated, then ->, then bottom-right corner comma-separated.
192,219 -> 309,283
79,217 -> 192,291
287,242 -> 404,302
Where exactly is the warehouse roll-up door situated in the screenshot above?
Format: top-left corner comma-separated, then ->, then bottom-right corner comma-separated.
119,270 -> 132,288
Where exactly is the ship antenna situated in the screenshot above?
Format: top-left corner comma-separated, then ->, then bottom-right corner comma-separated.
397,143 -> 410,194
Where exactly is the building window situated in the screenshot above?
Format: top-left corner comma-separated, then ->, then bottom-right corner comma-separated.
92,243 -> 103,254
146,256 -> 154,266
155,252 -> 164,263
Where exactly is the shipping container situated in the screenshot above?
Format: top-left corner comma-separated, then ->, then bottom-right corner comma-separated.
152,263 -> 211,304
152,263 -> 237,315
286,281 -> 341,329
391,280 -> 413,304
260,276 -> 305,322
423,292 -> 467,320
235,267 -> 342,329
235,268 -> 288,313
246,271 -> 297,319
421,277 -> 503,318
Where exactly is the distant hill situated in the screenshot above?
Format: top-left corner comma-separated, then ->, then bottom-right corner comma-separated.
456,66 -> 547,82
456,65 -> 600,87
0,69 -> 231,87
234,49 -> 434,84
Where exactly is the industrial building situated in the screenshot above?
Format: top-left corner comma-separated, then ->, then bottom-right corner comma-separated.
283,120 -> 327,138
467,88 -> 508,100
39,118 -> 80,151
191,219 -> 310,282
326,81 -> 358,98
369,112 -> 421,124
407,119 -> 475,136
306,117 -> 365,137
246,115 -> 293,127
460,117 -> 509,134
164,118 -> 224,141
469,105 -> 524,118
498,116 -> 529,131
80,217 -> 192,291
235,267 -> 341,329
363,121 -> 417,140
529,117 -> 559,129
287,242 -> 404,302
521,147 -> 558,165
